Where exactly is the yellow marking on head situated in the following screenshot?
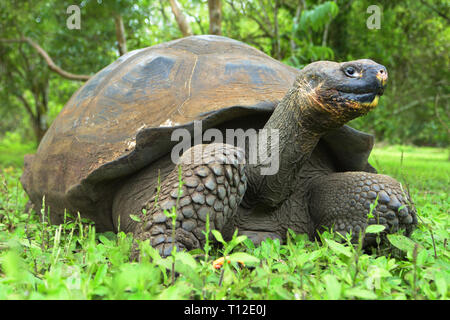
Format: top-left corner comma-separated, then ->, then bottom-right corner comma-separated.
376,74 -> 387,86
361,95 -> 379,108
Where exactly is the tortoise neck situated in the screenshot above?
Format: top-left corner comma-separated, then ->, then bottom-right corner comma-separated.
243,83 -> 326,208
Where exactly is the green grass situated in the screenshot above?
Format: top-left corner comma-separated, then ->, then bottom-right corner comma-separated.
0,144 -> 448,300
0,132 -> 36,167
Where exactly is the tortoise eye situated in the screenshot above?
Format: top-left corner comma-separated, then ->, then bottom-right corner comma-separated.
344,66 -> 359,78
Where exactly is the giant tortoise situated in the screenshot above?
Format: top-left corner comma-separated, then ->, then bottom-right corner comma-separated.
21,35 -> 417,257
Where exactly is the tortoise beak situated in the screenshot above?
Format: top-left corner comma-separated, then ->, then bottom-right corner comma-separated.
353,65 -> 387,108
376,67 -> 388,95
360,65 -> 387,108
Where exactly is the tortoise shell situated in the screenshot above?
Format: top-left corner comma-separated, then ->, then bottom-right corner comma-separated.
21,35 -> 375,231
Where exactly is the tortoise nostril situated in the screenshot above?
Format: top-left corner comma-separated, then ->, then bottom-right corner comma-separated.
376,68 -> 388,84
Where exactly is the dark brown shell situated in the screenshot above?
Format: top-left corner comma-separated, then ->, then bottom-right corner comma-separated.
21,35 -> 375,230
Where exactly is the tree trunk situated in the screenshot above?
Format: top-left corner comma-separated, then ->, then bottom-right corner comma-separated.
14,92 -> 48,143
169,0 -> 193,37
208,0 -> 222,35
158,0 -> 169,25
272,0 -> 280,60
290,1 -> 303,55
1,40 -> 51,143
113,13 -> 127,56
32,117 -> 47,143
322,18 -> 331,47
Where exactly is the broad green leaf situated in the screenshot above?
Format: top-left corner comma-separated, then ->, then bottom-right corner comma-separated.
345,288 -> 377,300
228,235 -> 248,250
387,234 -> 422,254
228,252 -> 260,266
298,1 -> 339,32
93,264 -> 108,287
325,239 -> 352,258
211,230 -> 225,245
174,251 -> 199,270
174,251 -> 202,287
295,249 -> 324,266
365,224 -> 386,234
416,248 -> 429,265
367,265 -> 392,278
434,272 -> 447,299
243,238 -> 255,250
129,214 -> 141,222
324,274 -> 341,300
98,234 -> 113,246
187,248 -> 204,256
18,238 -> 41,249
273,286 -> 294,299
158,281 -> 192,299
154,256 -> 172,270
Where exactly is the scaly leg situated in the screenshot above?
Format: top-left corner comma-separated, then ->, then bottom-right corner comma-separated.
132,143 -> 247,257
309,171 -> 417,246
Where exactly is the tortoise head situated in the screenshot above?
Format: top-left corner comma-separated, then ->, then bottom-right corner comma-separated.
295,59 -> 388,130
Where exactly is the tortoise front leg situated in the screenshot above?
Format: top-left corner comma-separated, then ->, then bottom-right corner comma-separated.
132,143 -> 247,257
308,172 -> 417,246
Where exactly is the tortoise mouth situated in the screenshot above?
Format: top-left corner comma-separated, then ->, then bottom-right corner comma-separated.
337,90 -> 382,108
335,73 -> 386,108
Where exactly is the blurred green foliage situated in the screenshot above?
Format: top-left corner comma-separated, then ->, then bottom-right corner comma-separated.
0,0 -> 448,147
0,132 -> 36,167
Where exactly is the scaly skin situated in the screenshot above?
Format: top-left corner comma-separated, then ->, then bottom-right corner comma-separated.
308,172 -> 417,245
132,144 -> 246,258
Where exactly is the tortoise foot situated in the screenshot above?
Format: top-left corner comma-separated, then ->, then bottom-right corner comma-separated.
309,171 -> 417,246
133,143 -> 247,258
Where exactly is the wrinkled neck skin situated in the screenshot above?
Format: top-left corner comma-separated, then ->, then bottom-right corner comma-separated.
243,78 -> 339,208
